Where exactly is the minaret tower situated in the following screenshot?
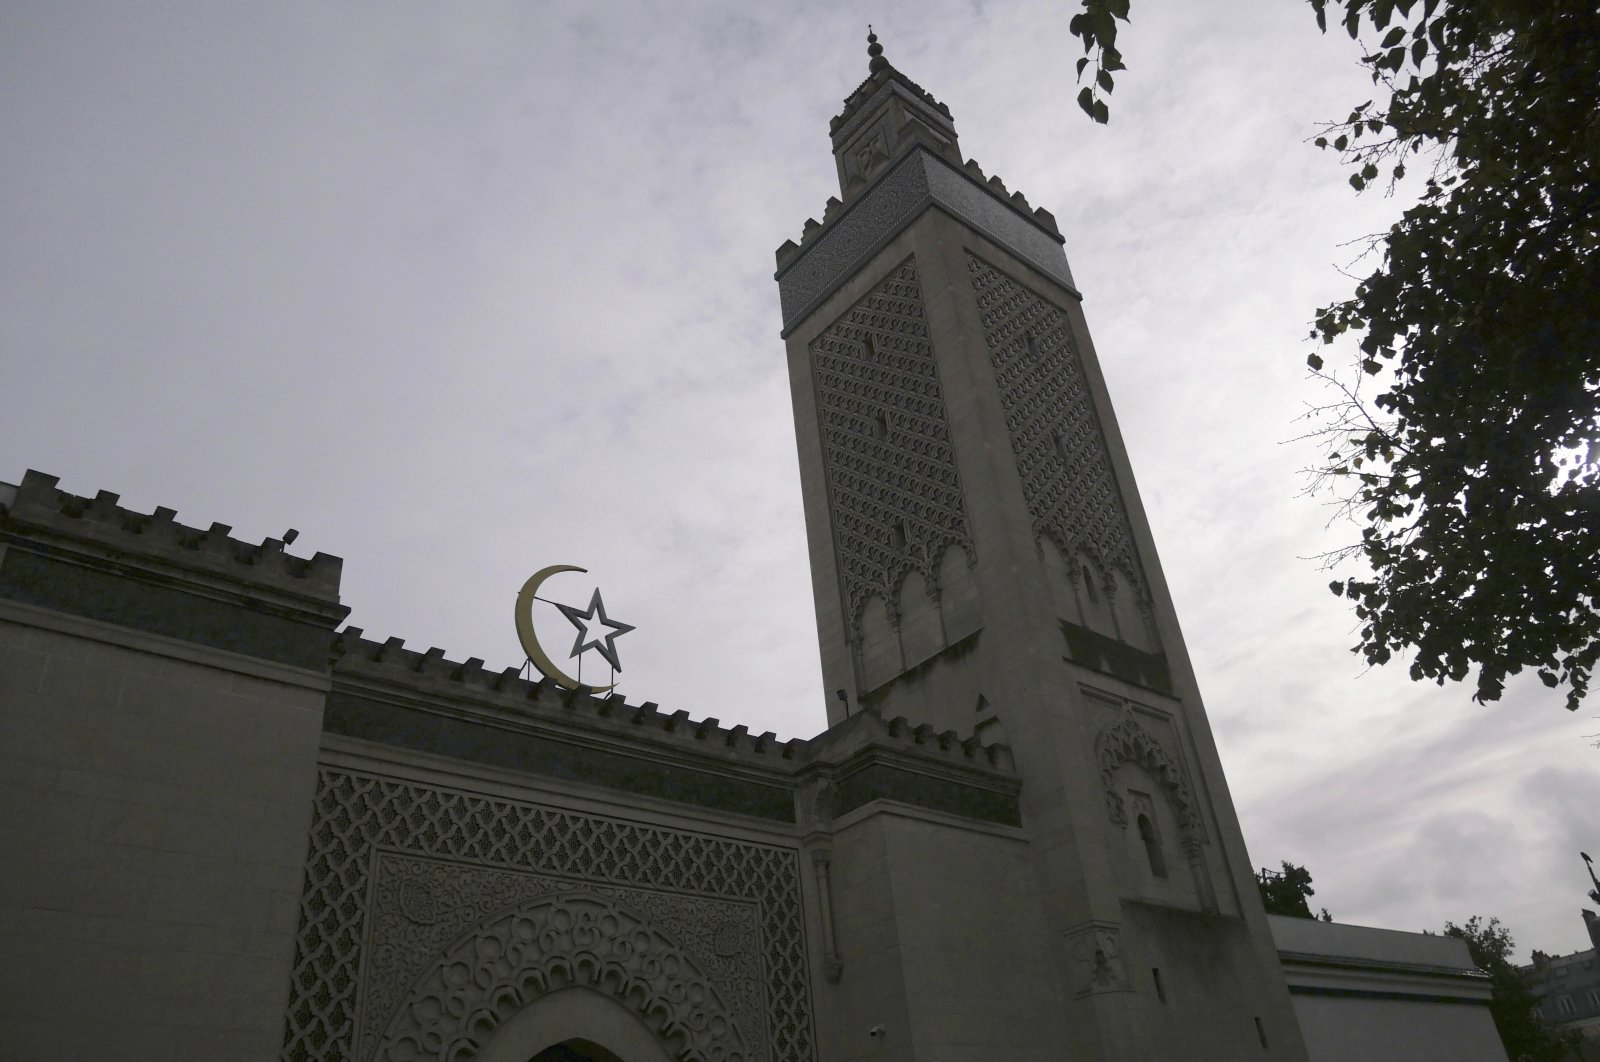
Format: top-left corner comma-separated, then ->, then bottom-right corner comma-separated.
776,33 -> 1308,1060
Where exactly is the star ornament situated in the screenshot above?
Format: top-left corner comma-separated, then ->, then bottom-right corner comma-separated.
554,588 -> 635,673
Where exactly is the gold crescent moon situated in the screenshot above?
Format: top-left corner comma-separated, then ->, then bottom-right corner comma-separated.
515,564 -> 615,693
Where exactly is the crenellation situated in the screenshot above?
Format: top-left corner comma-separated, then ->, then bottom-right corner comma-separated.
0,469 -> 343,599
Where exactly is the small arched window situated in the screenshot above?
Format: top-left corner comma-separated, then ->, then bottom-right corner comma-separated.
1137,813 -> 1168,878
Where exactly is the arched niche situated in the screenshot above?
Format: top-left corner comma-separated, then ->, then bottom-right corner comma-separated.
1106,566 -> 1156,652
897,569 -> 943,666
1038,534 -> 1082,625
1109,761 -> 1197,908
1075,552 -> 1116,638
375,893 -> 747,1062
857,593 -> 902,690
1096,717 -> 1217,912
480,988 -> 672,1062
936,542 -> 981,640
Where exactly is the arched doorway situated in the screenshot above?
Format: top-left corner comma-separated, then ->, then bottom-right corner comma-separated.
475,987 -> 676,1062
529,1038 -> 626,1062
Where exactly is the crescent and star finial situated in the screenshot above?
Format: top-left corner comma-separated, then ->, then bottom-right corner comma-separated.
514,565 -> 635,692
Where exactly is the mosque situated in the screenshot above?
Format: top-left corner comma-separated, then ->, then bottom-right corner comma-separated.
0,32 -> 1508,1062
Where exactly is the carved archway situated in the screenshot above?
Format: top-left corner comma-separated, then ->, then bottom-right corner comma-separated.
1095,716 -> 1199,841
480,987 -> 672,1062
375,893 -> 748,1062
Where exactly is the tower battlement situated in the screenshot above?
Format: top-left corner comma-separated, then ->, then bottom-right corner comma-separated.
775,153 -> 1061,274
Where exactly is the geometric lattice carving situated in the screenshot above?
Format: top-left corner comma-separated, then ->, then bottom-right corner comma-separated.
1095,716 -> 1199,840
965,253 -> 1142,596
374,890 -> 749,1062
280,769 -> 813,1062
810,256 -> 972,638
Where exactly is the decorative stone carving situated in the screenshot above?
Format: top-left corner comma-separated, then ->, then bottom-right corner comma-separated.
965,253 -> 1142,599
809,257 -> 973,643
1096,716 -> 1199,840
374,892 -> 749,1062
280,768 -> 813,1062
1063,920 -> 1130,996
359,853 -> 765,1059
781,160 -> 932,325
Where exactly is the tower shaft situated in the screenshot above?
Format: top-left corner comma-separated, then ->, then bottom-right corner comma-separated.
776,41 -> 1307,1061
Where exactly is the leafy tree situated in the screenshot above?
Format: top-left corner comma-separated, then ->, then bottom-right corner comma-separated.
1443,916 -> 1577,1062
1257,861 -> 1333,921
1069,0 -> 1600,709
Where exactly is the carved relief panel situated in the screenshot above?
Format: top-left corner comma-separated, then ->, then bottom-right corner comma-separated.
280,768 -> 814,1062
965,253 -> 1144,600
809,256 -> 972,641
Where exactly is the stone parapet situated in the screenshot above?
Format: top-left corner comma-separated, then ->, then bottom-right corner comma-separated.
328,627 -> 1017,827
0,469 -> 346,670
774,147 -> 1074,334
0,469 -> 343,602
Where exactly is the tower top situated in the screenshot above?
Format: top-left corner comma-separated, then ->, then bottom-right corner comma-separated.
827,30 -> 960,200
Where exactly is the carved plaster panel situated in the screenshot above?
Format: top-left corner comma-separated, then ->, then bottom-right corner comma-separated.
809,257 -> 972,640
1095,715 -> 1199,842
361,852 -> 764,1060
373,885 -> 753,1062
280,768 -> 813,1062
965,253 -> 1142,599
780,158 -> 931,325
1063,920 -> 1130,996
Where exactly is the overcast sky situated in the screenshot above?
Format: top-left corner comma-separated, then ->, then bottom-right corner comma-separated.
3,0 -> 1595,960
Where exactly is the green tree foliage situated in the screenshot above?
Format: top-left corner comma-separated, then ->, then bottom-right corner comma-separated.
1256,861 -> 1333,921
1070,0 -> 1600,709
1443,917 -> 1577,1062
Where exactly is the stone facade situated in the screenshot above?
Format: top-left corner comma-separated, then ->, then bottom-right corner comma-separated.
779,44 -> 1309,1062
0,38 -> 1513,1062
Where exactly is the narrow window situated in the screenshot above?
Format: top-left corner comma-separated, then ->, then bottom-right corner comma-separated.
861,334 -> 876,358
1052,430 -> 1067,461
873,413 -> 889,440
1138,813 -> 1168,878
1024,330 -> 1039,357
1255,1017 -> 1268,1049
893,521 -> 908,551
1152,967 -> 1166,1003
